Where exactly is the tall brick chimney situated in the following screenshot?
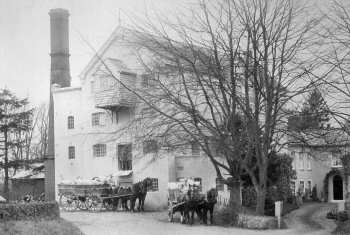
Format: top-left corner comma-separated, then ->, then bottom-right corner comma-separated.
49,8 -> 71,87
45,8 -> 71,201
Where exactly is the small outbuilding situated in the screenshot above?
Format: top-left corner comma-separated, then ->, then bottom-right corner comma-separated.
9,163 -> 45,201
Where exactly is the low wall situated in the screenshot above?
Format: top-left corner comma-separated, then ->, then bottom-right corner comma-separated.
237,213 -> 278,229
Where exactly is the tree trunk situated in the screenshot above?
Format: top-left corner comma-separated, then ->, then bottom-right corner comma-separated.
255,158 -> 268,215
227,177 -> 242,212
255,187 -> 266,215
4,130 -> 9,200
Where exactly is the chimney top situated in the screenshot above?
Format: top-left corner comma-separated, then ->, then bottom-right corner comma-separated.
49,8 -> 71,87
49,8 -> 70,17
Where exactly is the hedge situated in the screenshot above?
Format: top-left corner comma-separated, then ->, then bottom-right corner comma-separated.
0,201 -> 59,221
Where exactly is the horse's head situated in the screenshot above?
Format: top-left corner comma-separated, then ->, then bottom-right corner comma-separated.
143,177 -> 153,191
207,188 -> 218,203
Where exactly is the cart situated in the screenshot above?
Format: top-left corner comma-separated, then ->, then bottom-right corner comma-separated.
167,179 -> 204,223
58,183 -> 133,211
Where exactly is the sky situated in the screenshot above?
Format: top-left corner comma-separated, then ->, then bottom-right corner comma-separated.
0,0 -> 188,106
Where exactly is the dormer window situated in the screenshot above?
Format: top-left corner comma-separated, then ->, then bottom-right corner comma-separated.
141,74 -> 150,87
332,154 -> 342,167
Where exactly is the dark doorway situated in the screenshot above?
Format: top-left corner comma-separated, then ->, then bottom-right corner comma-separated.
333,175 -> 343,200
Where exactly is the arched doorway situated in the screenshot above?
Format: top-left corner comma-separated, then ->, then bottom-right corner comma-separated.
333,175 -> 343,200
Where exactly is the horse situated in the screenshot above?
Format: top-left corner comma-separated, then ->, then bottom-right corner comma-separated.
182,186 -> 205,225
201,188 -> 218,225
130,177 -> 153,212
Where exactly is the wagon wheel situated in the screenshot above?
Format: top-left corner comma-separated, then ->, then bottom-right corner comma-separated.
90,196 -> 103,211
60,194 -> 78,211
76,196 -> 93,210
102,198 -> 114,211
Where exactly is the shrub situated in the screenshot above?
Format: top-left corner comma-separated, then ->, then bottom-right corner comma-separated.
337,211 -> 349,222
0,201 -> 59,221
214,206 -> 238,226
326,209 -> 348,221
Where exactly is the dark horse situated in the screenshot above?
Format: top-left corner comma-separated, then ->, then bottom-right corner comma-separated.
201,188 -> 218,225
182,188 -> 218,225
101,184 -> 120,210
182,187 -> 205,225
130,177 -> 153,211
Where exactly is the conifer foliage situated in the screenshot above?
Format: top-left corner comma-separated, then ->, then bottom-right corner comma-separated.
0,89 -> 33,199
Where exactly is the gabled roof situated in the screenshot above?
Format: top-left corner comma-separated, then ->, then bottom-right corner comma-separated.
79,25 -> 248,83
79,26 -> 133,80
11,163 -> 45,180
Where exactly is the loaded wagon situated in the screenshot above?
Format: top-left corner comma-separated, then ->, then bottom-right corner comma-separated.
58,180 -> 133,211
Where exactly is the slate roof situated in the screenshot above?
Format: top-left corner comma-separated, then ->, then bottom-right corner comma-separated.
11,163 -> 45,180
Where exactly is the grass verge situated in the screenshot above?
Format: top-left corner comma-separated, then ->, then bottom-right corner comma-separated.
0,218 -> 83,235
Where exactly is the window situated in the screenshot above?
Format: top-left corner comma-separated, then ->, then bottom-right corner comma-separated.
216,178 -> 224,191
191,142 -> 200,157
332,154 -> 342,167
68,146 -> 75,159
299,180 -> 305,194
298,154 -> 304,170
92,112 -> 105,126
118,144 -> 132,170
194,177 -> 202,191
141,74 -> 150,87
141,74 -> 154,88
291,151 -> 296,170
149,178 -> 159,191
290,181 -> 296,195
306,154 -> 311,170
93,144 -> 106,157
67,116 -> 74,129
307,180 -> 312,194
143,140 -> 158,154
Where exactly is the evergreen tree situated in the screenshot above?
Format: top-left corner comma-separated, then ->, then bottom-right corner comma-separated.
0,89 -> 32,200
289,89 -> 329,131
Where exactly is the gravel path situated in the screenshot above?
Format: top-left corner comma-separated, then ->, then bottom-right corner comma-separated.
61,202 -> 337,235
283,202 -> 337,235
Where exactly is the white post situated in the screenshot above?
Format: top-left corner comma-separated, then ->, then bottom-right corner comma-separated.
275,201 -> 283,229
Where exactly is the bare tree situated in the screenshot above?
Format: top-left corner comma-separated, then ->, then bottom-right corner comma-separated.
84,0 -> 319,214
315,0 -> 350,134
30,103 -> 48,160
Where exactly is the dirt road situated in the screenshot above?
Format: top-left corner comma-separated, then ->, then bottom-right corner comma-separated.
61,203 -> 337,235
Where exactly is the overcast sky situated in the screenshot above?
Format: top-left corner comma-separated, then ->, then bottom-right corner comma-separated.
0,0 -> 189,106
